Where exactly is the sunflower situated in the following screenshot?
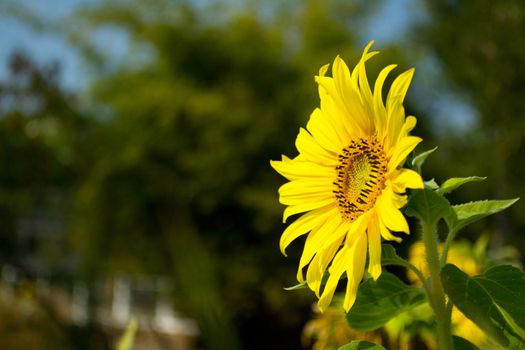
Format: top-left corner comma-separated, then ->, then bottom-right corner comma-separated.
270,41 -> 423,312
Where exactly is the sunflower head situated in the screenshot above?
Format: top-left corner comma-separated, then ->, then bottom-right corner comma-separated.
271,41 -> 424,312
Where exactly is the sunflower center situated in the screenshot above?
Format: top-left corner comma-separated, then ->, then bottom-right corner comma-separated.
333,137 -> 388,222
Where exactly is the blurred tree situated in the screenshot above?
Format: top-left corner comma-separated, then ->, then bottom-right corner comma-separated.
421,0 -> 525,250
58,1 -> 392,349
6,0 -> 447,349
0,51 -> 108,349
0,50 -> 93,279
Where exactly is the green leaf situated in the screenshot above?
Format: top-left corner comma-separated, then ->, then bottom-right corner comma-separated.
405,188 -> 452,225
283,281 -> 308,290
446,198 -> 519,232
436,176 -> 486,195
452,336 -> 480,350
441,264 -> 525,348
424,178 -> 439,190
284,272 -> 337,290
346,272 -> 426,331
380,244 -> 406,266
411,146 -> 438,172
339,340 -> 386,350
381,244 -> 427,285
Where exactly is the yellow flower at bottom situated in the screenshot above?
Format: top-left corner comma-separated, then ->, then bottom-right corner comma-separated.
302,303 -> 381,350
408,241 -> 487,347
270,41 -> 423,312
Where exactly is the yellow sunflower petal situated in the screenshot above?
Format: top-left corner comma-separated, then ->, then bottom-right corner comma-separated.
358,56 -> 374,107
328,56 -> 370,134
351,40 -> 378,85
343,233 -> 367,311
385,100 -> 404,149
280,193 -> 333,208
306,254 -> 324,297
391,190 -> 408,208
388,135 -> 422,170
270,157 -> 335,181
387,68 -> 415,112
297,212 -> 344,282
306,231 -> 346,297
316,73 -> 367,139
295,128 -> 338,166
373,64 -> 398,137
316,78 -> 355,143
350,45 -> 380,133
317,212 -> 370,311
377,212 -> 402,242
270,154 -> 292,175
391,168 -> 424,193
367,217 -> 382,280
317,245 -> 351,312
278,178 -> 333,206
306,108 -> 344,153
318,63 -> 330,77
332,55 -> 352,95
378,205 -> 409,234
283,200 -> 334,223
399,115 -> 417,139
357,52 -> 376,130
279,205 -> 336,256
384,68 -> 415,145
316,220 -> 351,254
377,189 -> 409,233
318,87 -> 360,141
345,210 -> 372,240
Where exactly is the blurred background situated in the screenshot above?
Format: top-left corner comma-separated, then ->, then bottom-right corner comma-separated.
0,0 -> 523,349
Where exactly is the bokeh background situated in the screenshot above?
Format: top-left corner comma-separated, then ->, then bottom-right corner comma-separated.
0,0 -> 524,349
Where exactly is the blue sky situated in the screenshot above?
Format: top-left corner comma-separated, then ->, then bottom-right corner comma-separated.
0,0 -> 95,90
0,0 -> 475,129
0,0 -> 420,91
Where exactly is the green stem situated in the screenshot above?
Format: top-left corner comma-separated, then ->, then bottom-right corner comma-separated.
440,228 -> 458,266
405,262 -> 432,297
383,255 -> 431,296
421,220 -> 454,350
408,264 -> 426,285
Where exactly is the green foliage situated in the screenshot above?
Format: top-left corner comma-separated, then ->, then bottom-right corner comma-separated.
411,147 -> 438,173
380,244 -> 406,266
5,0 -> 525,349
346,273 -> 426,331
0,52 -> 89,269
446,199 -> 520,233
399,161 -> 520,348
424,179 -> 440,190
405,188 -> 452,225
4,0 -> 401,348
283,282 -> 308,291
53,1 -> 387,349
436,176 -> 486,196
338,340 -> 386,350
422,0 -> 525,249
442,264 -> 525,348
406,177 -> 518,238
380,244 -> 424,279
452,336 -> 480,350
